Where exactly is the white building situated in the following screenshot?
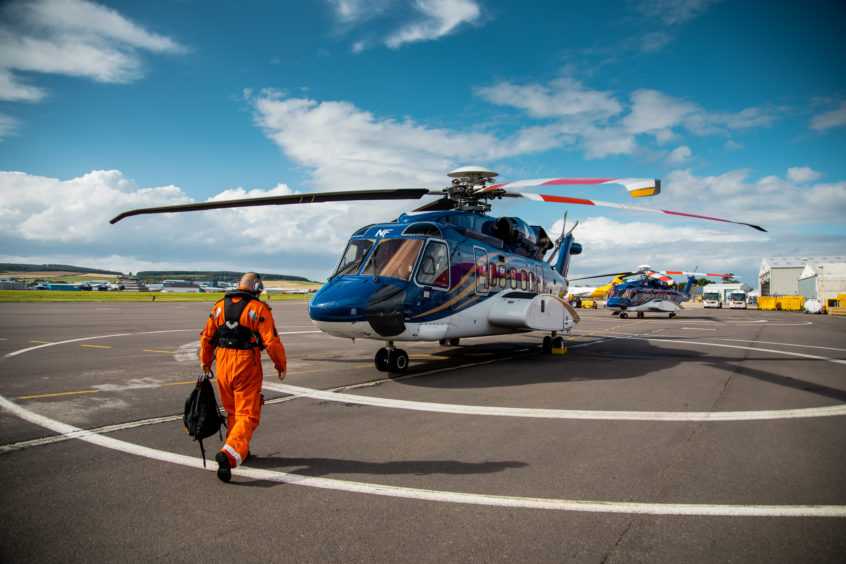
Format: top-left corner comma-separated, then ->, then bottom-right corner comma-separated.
797,261 -> 846,303
759,256 -> 846,296
702,282 -> 753,302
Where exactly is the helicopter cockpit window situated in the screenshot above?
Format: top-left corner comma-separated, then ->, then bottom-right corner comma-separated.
361,238 -> 424,281
415,240 -> 449,288
334,239 -> 374,277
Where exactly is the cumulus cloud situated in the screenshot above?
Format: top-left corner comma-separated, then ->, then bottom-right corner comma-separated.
0,170 -> 389,280
0,0 -> 185,103
250,89 -> 565,190
476,78 -> 781,159
786,166 -> 822,184
665,145 -> 693,165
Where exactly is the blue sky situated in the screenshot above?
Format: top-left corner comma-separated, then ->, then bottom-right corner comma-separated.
1,0 -> 844,286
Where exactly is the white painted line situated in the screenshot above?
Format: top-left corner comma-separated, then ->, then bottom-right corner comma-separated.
1,393 -> 843,518
4,329 -> 196,358
266,383 -> 846,421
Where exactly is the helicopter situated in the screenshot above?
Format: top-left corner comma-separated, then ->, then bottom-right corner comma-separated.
577,265 -> 734,319
110,166 -> 765,372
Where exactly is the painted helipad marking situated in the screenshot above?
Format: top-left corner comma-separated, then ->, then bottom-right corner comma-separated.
266,383 -> 846,421
0,394 -> 843,518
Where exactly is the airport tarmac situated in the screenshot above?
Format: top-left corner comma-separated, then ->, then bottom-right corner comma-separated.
1,301 -> 844,562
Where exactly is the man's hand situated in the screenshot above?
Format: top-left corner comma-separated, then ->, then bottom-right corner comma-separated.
277,370 -> 286,381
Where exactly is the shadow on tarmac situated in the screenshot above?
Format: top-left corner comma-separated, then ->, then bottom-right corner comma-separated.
392,336 -> 846,403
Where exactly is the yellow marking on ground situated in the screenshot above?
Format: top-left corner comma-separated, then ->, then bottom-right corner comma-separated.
18,389 -> 98,400
164,381 -> 195,386
143,349 -> 178,354
0,338 -> 7,341
289,370 -> 319,376
29,340 -> 54,344
81,344 -> 111,349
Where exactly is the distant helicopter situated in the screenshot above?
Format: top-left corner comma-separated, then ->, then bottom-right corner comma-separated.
578,265 -> 734,319
111,167 -> 765,372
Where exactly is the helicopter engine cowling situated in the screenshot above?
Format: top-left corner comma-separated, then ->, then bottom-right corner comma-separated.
491,217 -> 538,257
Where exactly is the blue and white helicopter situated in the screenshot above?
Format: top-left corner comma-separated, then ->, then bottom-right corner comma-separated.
576,266 -> 733,319
111,166 -> 764,372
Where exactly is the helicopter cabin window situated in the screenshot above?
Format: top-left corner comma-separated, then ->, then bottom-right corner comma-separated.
498,265 -> 507,289
362,238 -> 424,281
489,262 -> 498,287
535,266 -> 544,293
509,268 -> 518,290
416,240 -> 449,288
474,249 -> 488,293
334,239 -> 374,276
520,269 -> 529,291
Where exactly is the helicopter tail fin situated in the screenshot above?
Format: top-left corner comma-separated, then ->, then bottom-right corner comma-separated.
683,275 -> 697,296
555,232 -> 582,277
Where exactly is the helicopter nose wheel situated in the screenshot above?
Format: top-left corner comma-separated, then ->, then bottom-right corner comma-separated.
375,343 -> 409,373
619,312 -> 629,319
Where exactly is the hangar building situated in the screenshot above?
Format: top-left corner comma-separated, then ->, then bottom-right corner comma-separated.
760,256 -> 846,297
797,261 -> 846,303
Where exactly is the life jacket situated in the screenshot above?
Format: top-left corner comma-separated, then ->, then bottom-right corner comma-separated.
215,290 -> 264,350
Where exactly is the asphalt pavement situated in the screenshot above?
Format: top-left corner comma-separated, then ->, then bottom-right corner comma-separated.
1,301 -> 844,562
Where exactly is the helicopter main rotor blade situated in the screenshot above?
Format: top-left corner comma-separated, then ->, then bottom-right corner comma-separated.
412,196 -> 456,212
480,177 -> 661,198
517,193 -> 767,232
109,188 -> 431,224
569,272 -> 637,281
660,270 -> 733,278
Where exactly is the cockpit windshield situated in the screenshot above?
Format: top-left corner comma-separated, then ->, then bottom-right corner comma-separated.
334,239 -> 374,277
361,238 -> 424,281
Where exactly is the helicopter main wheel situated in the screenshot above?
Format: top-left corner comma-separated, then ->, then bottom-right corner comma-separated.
387,349 -> 409,373
449,338 -> 460,346
374,348 -> 390,372
637,312 -> 644,319
542,336 -> 552,354
620,312 -> 629,319
669,312 -> 677,319
552,336 -> 566,350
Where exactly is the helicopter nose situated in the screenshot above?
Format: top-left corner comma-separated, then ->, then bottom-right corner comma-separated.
308,277 -> 408,337
308,276 -> 377,322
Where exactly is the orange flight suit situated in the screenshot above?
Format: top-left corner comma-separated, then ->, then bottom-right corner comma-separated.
200,291 -> 286,468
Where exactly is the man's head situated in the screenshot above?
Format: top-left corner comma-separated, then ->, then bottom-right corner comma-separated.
239,272 -> 264,296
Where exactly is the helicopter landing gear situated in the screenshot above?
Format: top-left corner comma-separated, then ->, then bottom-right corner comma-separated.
375,342 -> 409,373
542,334 -> 566,354
637,312 -> 644,319
620,312 -> 629,319
439,338 -> 460,346
669,312 -> 677,319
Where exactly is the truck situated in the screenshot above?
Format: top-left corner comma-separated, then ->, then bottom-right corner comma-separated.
728,292 -> 747,309
703,292 -> 722,308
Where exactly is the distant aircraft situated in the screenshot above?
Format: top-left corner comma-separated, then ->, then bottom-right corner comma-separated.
566,274 -> 628,305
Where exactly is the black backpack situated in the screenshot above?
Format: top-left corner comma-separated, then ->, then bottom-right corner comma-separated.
183,373 -> 226,467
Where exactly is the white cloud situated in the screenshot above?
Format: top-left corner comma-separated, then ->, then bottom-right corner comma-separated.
475,78 -> 622,119
786,166 -> 822,184
0,0 -> 185,103
250,89 -> 565,190
810,100 -> 846,131
0,170 -> 381,280
385,0 -> 482,48
665,145 -> 693,165
328,0 -> 482,50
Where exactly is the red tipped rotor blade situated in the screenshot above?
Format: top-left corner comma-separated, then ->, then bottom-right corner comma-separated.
517,193 -> 767,232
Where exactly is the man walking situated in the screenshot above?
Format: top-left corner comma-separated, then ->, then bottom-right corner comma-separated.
200,272 -> 287,482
